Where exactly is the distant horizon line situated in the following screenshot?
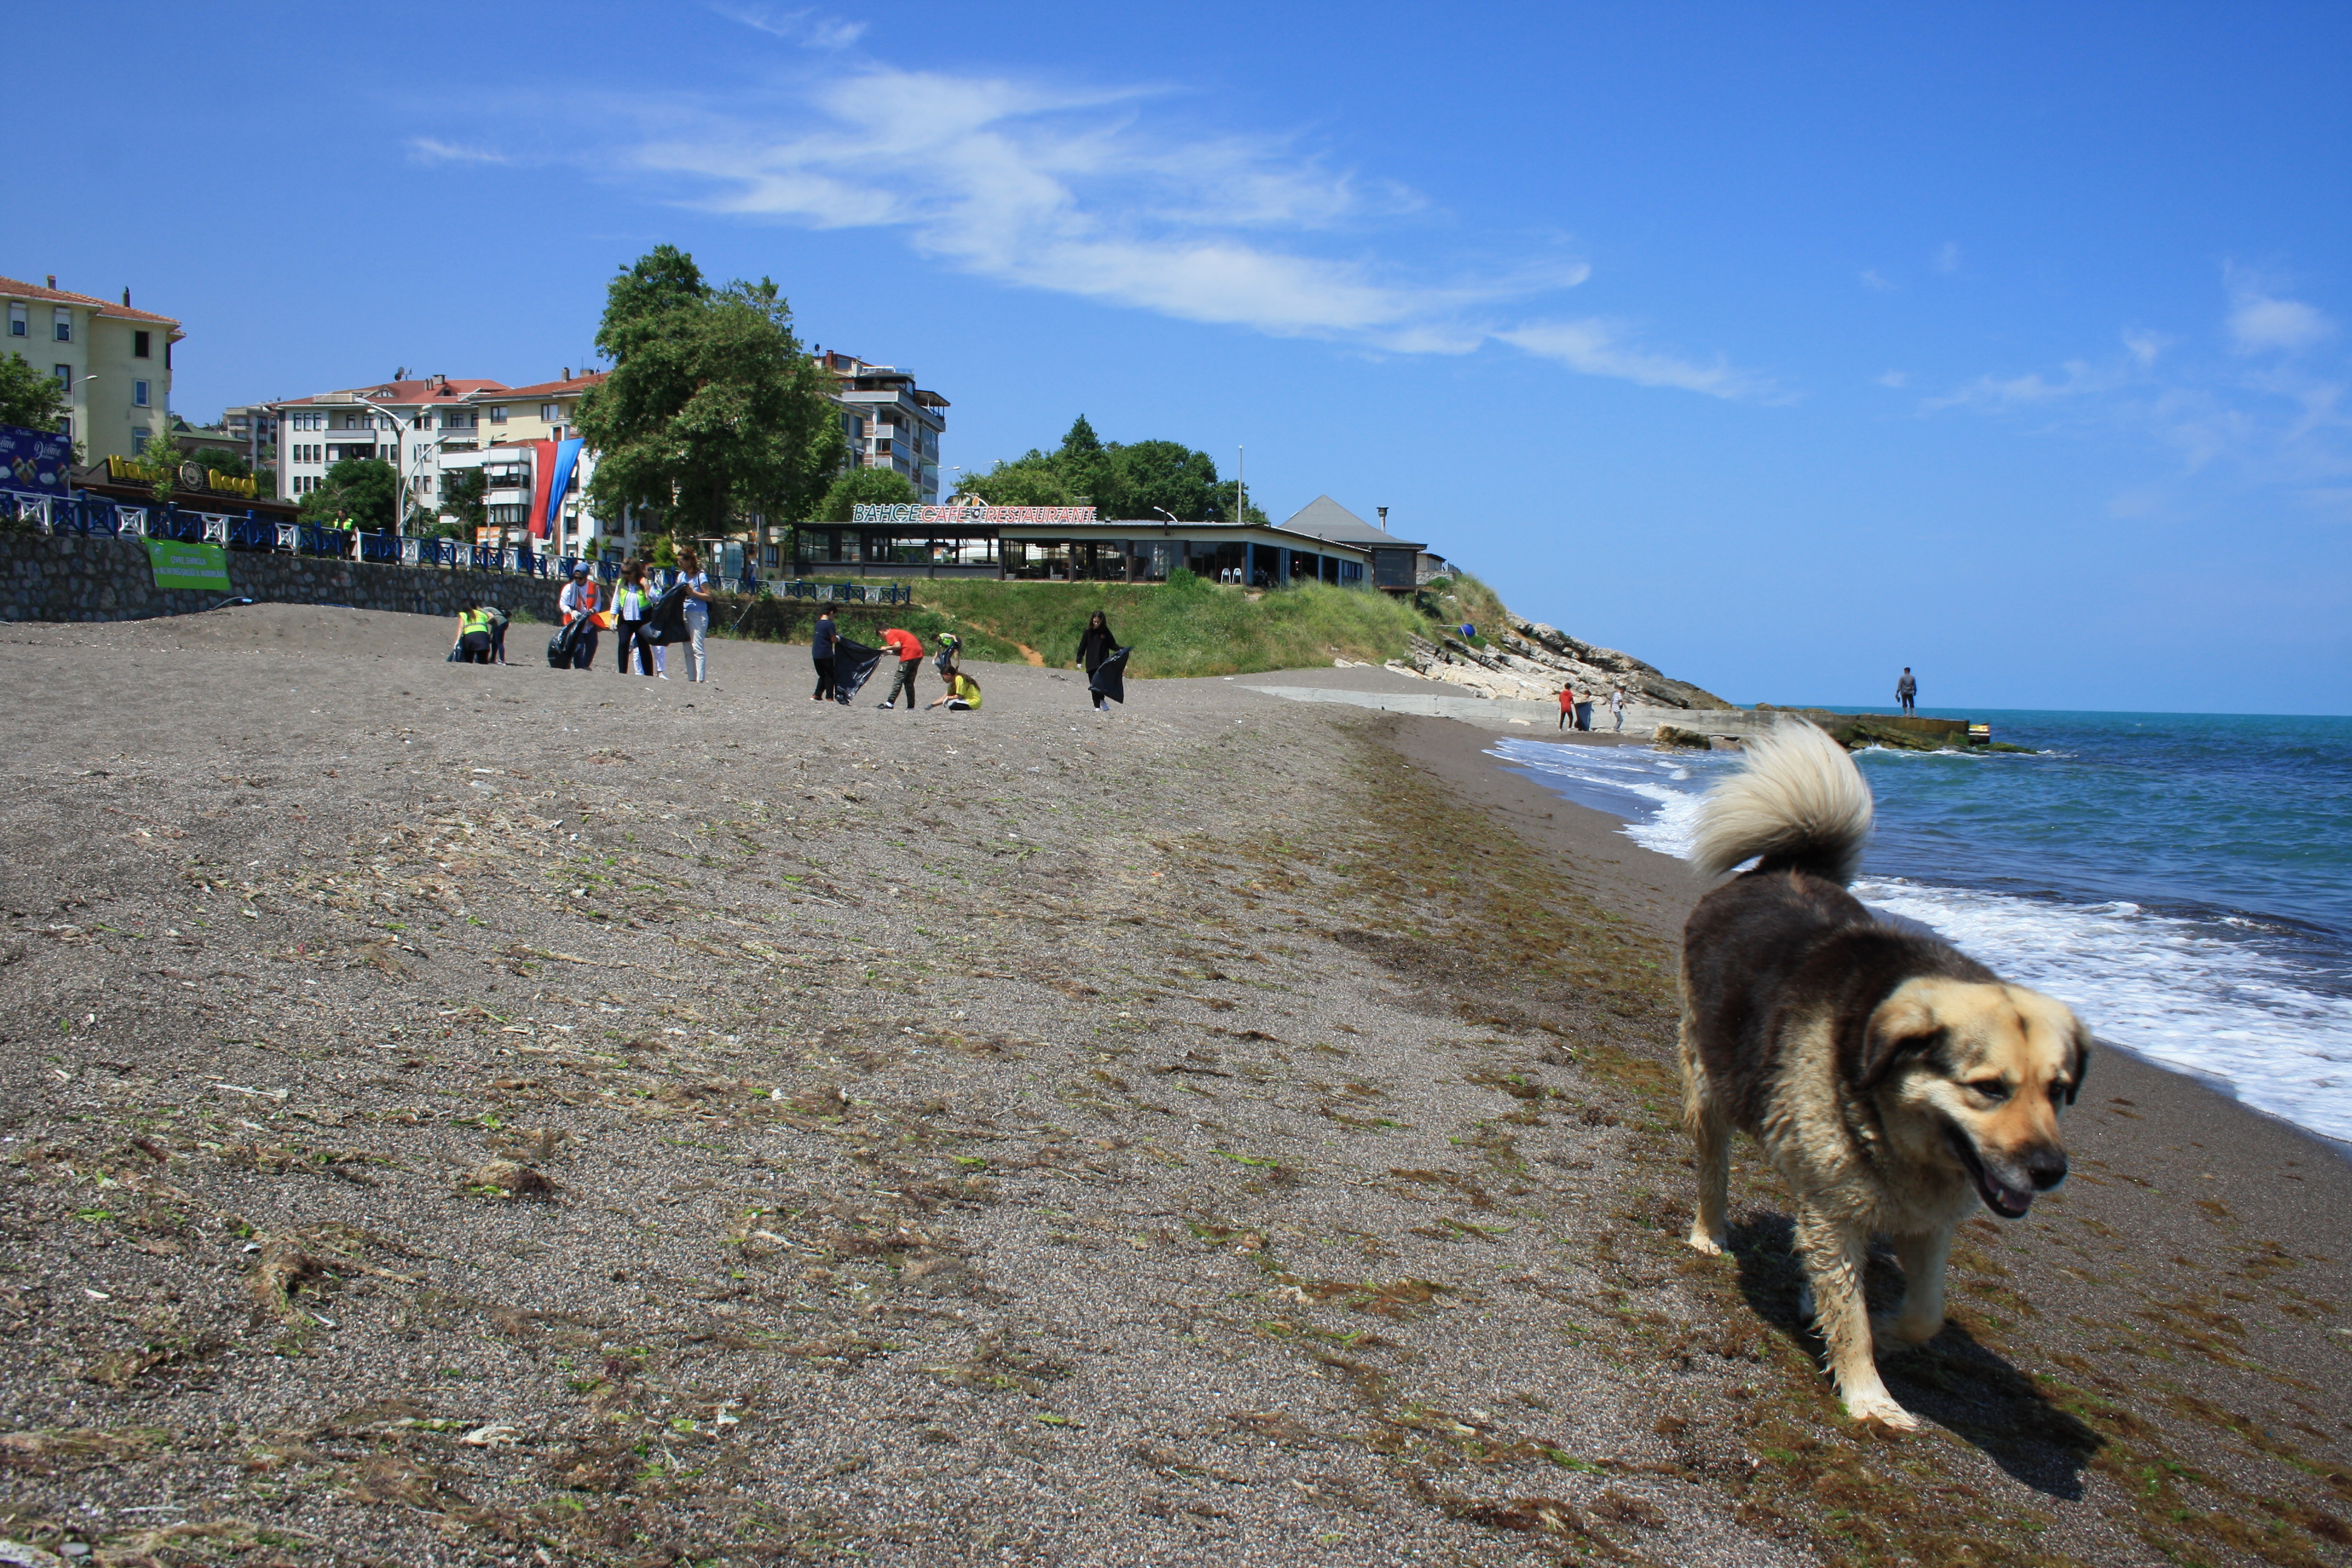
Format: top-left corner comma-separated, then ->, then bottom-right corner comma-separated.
1742,702 -> 2352,722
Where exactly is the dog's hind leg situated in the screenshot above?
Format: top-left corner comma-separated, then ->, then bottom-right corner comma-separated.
1681,1017 -> 1732,1255
1881,1226 -> 1954,1346
1795,1204 -> 1918,1431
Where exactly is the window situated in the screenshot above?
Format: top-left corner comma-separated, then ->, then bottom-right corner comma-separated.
132,380 -> 149,407
132,427 -> 149,445
56,417 -> 70,440
53,307 -> 72,342
489,406 -> 508,423
540,403 -> 559,422
132,330 -> 150,359
7,302 -> 24,336
52,365 -> 70,390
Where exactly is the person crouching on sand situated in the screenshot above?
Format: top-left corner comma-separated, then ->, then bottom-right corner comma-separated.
928,668 -> 981,711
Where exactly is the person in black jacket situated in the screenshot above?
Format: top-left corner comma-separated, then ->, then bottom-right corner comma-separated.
811,609 -> 838,701
1076,610 -> 1116,713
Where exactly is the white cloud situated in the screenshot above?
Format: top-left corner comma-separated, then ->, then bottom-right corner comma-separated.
1877,370 -> 1910,389
2122,328 -> 2169,367
1496,321 -> 1761,399
408,138 -> 509,166
1933,241 -> 1962,275
2225,268 -> 2335,354
1922,360 -> 2112,411
579,63 -> 1758,396
1859,269 -> 1894,292
708,4 -> 866,48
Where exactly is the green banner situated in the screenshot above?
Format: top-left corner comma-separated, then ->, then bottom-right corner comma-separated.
146,538 -> 234,592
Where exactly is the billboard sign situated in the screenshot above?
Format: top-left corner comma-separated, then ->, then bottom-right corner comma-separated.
0,422 -> 73,497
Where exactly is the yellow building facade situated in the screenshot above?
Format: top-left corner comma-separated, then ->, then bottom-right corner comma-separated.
1,274 -> 183,463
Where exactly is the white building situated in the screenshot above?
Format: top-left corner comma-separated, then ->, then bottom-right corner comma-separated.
813,350 -> 947,503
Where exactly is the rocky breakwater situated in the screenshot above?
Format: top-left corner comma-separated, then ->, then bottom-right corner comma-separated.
1385,615 -> 1730,709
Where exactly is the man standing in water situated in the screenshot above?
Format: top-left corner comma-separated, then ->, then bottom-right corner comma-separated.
1897,667 -> 1918,713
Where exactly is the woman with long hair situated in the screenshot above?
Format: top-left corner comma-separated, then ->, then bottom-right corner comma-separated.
613,558 -> 654,676
1075,609 -> 1116,713
675,546 -> 713,682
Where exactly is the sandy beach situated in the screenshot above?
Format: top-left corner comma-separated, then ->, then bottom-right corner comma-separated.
2,606 -> 2346,1567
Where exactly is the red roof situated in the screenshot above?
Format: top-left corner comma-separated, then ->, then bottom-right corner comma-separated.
498,371 -> 609,399
275,379 -> 509,408
0,274 -> 182,328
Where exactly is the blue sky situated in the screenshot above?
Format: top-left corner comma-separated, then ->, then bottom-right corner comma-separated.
18,4 -> 2348,711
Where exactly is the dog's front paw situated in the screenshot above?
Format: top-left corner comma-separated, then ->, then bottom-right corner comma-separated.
1843,1391 -> 1920,1431
1686,1224 -> 1729,1257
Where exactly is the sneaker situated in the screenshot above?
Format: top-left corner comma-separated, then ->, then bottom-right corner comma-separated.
876,701 -> 894,708
657,673 -> 668,681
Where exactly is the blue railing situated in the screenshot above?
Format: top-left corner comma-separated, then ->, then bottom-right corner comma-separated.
4,490 -> 913,605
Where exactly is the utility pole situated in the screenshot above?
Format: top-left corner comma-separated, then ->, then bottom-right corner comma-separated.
1237,445 -> 1245,524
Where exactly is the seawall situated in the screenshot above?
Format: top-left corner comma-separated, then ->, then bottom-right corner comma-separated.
0,534 -> 561,626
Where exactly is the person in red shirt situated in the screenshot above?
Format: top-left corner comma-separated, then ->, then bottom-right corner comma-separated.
1558,681 -> 1578,731
877,626 -> 926,710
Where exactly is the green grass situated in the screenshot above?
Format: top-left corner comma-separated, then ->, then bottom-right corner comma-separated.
710,566 -> 1510,679
911,572 -> 1439,678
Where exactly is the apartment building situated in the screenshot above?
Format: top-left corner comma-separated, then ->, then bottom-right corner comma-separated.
271,370 -> 612,547
813,350 -> 947,503
220,403 -> 279,471
2,274 -> 183,462
272,375 -> 507,509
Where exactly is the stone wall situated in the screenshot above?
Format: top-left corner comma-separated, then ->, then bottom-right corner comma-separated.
0,534 -> 562,626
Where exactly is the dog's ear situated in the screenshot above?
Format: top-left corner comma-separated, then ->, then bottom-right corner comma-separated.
2063,1027 -> 2090,1105
1857,993 -> 1947,1091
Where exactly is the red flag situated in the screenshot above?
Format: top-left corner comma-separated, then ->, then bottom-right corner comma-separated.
527,439 -> 558,540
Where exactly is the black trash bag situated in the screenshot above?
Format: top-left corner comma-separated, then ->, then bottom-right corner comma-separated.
1089,645 -> 1131,705
831,636 -> 885,704
642,583 -> 690,645
547,614 -> 591,668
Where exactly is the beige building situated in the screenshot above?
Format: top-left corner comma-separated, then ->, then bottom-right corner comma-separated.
813,350 -> 947,503
270,370 -> 610,548
2,274 -> 183,462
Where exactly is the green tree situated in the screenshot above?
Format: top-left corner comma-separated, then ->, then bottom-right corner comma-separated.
818,465 -> 920,521
138,431 -> 183,503
956,460 -> 1080,508
439,468 -> 488,532
0,351 -> 70,433
575,245 -> 846,538
954,417 -> 1250,520
199,448 -> 253,481
298,456 -> 397,530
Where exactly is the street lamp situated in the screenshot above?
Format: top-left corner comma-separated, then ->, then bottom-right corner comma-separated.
345,392 -> 413,534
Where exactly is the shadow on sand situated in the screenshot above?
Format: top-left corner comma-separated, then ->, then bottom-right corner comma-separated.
1726,1213 -> 2102,1500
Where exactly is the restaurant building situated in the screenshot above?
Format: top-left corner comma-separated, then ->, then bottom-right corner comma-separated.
804,495 -> 1425,590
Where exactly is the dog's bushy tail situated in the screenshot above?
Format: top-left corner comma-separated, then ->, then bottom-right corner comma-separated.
1690,719 -> 1873,883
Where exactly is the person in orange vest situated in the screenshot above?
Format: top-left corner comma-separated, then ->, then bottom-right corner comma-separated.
875,626 -> 925,710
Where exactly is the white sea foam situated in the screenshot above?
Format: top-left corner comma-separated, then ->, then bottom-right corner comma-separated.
1854,877 -> 2352,1145
1491,736 -> 2352,1146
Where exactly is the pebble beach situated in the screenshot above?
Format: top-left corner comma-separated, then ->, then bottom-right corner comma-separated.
2,606 -> 2347,1567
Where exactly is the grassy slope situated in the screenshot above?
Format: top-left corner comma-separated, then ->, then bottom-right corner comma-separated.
713,570 -> 1530,681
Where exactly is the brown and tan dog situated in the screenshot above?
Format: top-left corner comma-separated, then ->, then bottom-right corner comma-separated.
1677,720 -> 2087,1429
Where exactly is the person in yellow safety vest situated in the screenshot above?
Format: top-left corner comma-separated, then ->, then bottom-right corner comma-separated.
454,605 -> 494,664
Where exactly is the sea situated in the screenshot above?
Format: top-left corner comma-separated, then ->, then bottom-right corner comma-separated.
1491,710 -> 2352,1149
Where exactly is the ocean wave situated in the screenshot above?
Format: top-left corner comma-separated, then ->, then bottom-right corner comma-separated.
1489,734 -> 2352,1147
1854,877 -> 2352,1145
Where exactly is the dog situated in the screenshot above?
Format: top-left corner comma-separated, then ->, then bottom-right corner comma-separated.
1677,720 -> 2087,1429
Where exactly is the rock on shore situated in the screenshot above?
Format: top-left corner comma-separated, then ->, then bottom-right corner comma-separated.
1384,613 -> 1729,709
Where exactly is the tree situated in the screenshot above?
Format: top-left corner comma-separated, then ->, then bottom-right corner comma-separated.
818,466 -> 920,521
298,456 -> 397,530
200,448 -> 253,481
953,417 -> 1247,520
575,245 -> 846,537
440,468 -> 488,532
0,352 -> 69,433
138,431 -> 183,503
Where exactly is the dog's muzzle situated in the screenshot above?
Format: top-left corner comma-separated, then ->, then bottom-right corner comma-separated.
1945,1126 -> 2067,1218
